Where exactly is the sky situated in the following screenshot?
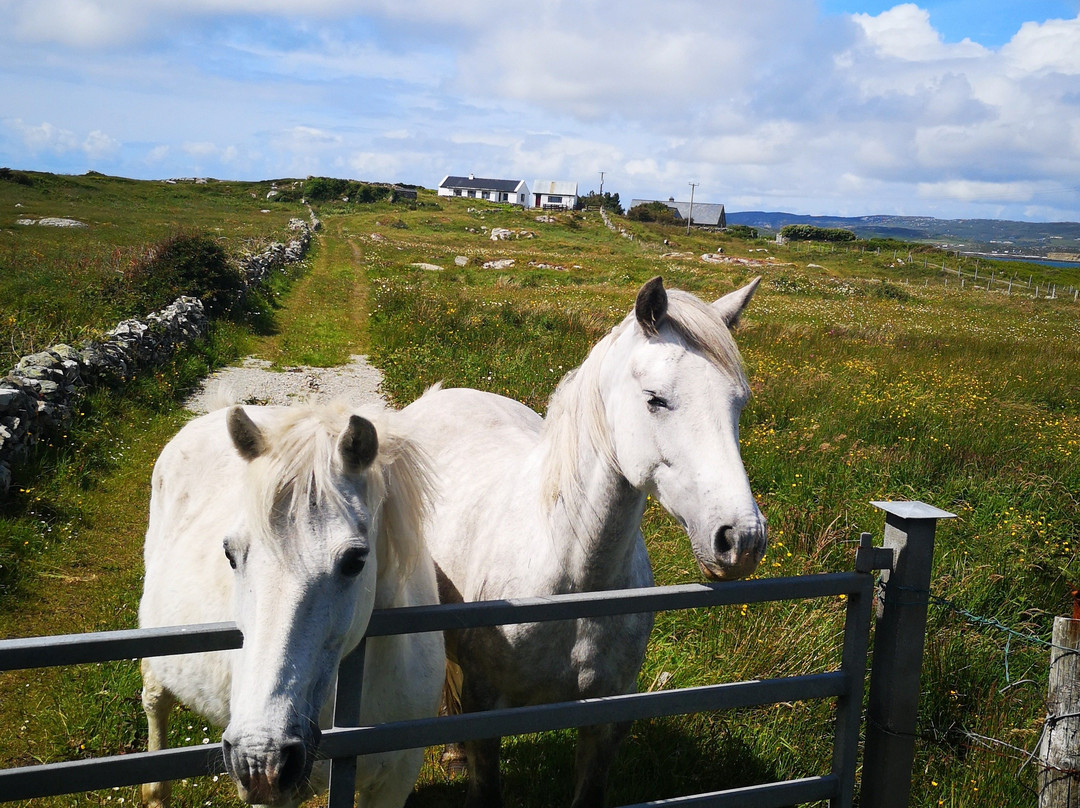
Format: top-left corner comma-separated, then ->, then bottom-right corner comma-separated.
2,0 -> 1080,222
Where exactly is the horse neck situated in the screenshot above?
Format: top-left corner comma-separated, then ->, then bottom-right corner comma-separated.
539,341 -> 647,590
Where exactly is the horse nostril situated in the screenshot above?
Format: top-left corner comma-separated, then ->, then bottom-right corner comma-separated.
714,524 -> 734,556
221,736 -> 237,778
277,739 -> 308,793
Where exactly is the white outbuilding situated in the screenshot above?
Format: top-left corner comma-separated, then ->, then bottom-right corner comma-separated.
530,180 -> 578,210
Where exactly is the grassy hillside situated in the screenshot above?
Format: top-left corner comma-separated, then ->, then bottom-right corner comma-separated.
0,169 -> 308,366
0,177 -> 1077,807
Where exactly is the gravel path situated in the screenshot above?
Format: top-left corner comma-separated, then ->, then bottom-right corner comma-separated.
184,354 -> 388,414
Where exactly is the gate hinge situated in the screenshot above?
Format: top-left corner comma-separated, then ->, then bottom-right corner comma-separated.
855,532 -> 894,573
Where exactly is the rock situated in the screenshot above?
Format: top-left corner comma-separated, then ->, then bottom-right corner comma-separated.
455,256 -> 469,267
411,263 -> 444,272
483,259 -> 515,270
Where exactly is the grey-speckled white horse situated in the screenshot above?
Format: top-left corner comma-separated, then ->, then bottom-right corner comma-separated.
399,277 -> 767,808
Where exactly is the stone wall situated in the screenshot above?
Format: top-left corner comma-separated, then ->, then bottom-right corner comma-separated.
0,215 -> 319,495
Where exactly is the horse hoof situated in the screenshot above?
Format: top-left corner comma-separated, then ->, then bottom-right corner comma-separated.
440,744 -> 468,777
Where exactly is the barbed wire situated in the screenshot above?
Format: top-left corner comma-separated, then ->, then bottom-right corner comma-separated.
878,579 -> 1080,787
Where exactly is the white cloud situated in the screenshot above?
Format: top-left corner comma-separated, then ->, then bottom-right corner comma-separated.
83,129 -> 119,159
917,179 -> 1041,203
1,1 -> 1079,220
9,119 -> 80,153
5,118 -> 119,160
852,3 -> 987,61
1002,15 -> 1080,76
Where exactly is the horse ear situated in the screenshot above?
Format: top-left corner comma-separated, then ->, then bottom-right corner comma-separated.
340,415 -> 379,474
227,406 -> 267,461
713,276 -> 761,328
635,276 -> 668,336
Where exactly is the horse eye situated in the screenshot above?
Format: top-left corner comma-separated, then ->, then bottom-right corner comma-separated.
223,539 -> 237,570
647,394 -> 670,413
339,546 -> 369,578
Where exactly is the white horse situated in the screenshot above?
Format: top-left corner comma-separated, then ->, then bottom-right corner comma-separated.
399,276 -> 766,808
138,401 -> 444,808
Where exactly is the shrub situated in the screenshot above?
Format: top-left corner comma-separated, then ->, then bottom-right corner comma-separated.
118,231 -> 242,315
577,191 -> 624,215
780,224 -> 856,242
301,177 -> 386,204
627,201 -> 679,224
726,224 -> 759,239
0,167 -> 34,186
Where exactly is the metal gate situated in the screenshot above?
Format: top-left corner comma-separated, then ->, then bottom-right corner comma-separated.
0,501 -> 952,808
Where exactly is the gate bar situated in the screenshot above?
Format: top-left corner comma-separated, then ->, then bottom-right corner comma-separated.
0,573 -> 868,671
0,672 -> 847,801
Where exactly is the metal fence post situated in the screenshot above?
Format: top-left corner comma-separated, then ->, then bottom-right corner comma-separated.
861,501 -> 955,808
327,637 -> 367,808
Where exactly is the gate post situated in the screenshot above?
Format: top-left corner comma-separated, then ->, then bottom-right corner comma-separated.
861,501 -> 955,808
327,637 -> 368,808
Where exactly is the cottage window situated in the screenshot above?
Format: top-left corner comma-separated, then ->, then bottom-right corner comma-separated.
454,189 -> 462,196
548,196 -> 562,204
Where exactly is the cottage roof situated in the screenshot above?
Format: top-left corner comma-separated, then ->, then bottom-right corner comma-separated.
441,175 -> 526,193
532,180 -> 578,196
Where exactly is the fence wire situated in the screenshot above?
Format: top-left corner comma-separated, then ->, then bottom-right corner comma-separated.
881,579 -> 1080,793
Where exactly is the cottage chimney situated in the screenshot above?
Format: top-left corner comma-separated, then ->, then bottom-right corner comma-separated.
668,197 -> 675,202
469,173 -> 475,180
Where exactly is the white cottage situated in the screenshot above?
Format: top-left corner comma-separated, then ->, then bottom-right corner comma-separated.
531,180 -> 578,210
438,175 -> 531,206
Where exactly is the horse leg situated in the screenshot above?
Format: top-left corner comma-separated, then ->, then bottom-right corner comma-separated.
464,736 -> 503,808
459,668 -> 504,808
140,660 -> 177,808
439,658 -> 468,776
570,721 -> 630,808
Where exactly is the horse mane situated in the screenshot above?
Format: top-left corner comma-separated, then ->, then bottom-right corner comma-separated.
540,287 -> 748,503
234,400 -> 432,600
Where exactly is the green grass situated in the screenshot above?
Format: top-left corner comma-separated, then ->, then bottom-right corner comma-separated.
0,178 -> 1077,807
0,170 -> 309,366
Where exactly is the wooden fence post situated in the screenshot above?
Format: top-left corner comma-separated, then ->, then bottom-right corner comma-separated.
1040,616 -> 1080,808
861,501 -> 955,808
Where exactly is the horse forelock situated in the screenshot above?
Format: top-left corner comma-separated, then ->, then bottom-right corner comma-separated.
660,289 -> 749,395
238,402 -> 388,560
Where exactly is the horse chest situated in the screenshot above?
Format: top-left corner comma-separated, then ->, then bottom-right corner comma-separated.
462,611 -> 651,706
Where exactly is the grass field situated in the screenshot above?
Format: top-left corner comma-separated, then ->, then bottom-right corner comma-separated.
0,174 -> 1078,807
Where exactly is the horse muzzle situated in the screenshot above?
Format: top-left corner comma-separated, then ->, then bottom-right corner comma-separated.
696,516 -> 767,581
221,726 -> 319,806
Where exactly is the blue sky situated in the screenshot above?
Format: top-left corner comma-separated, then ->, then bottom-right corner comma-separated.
2,1 -> 1079,222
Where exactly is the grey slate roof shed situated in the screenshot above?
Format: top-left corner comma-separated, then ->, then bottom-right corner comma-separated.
629,199 -> 727,228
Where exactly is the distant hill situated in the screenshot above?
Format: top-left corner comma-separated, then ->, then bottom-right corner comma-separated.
727,211 -> 1080,258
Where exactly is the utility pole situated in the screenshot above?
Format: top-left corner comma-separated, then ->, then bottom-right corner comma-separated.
687,182 -> 699,235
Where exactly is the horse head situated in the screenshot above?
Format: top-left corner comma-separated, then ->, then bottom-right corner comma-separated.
219,406 -> 381,806
602,276 -> 767,581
